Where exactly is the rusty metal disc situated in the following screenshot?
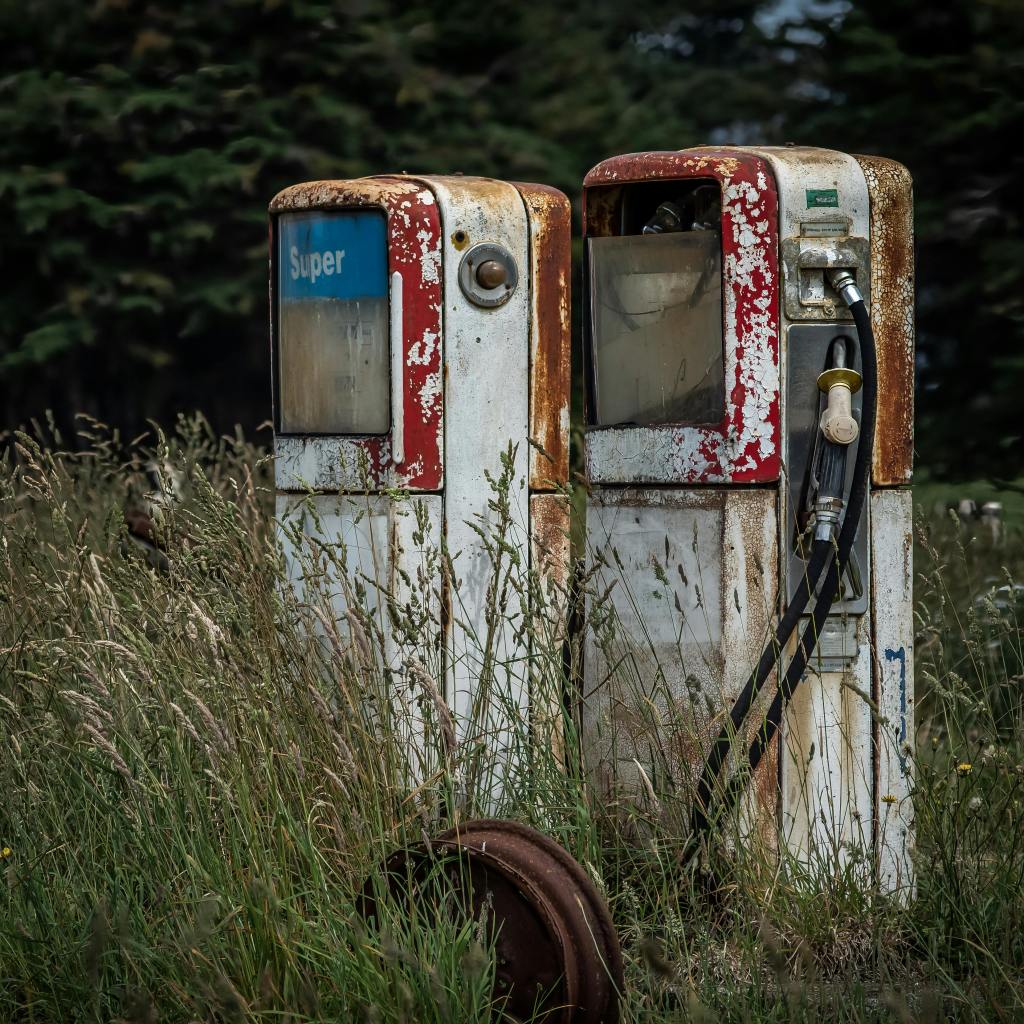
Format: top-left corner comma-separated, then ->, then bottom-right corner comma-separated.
361,818 -> 622,1023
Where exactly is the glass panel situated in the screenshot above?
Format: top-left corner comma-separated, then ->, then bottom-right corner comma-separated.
277,210 -> 389,434
589,231 -> 724,427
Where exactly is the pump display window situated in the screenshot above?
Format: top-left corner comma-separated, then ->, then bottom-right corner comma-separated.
588,228 -> 724,427
277,209 -> 390,435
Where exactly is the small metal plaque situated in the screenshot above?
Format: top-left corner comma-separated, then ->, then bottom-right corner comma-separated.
800,220 -> 849,238
806,188 -> 839,208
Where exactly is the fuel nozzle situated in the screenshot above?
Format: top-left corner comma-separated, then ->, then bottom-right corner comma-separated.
642,201 -> 685,235
817,337 -> 862,446
812,337 -> 861,543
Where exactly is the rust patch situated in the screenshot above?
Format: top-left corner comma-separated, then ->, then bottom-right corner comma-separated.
270,177 -> 415,211
530,491 -> 571,593
513,183 -> 572,490
529,491 -> 571,766
856,155 -> 915,485
584,148 -> 743,188
751,734 -> 780,852
584,185 -> 622,239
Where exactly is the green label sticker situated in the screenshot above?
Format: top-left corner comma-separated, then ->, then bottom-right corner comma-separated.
806,188 -> 839,208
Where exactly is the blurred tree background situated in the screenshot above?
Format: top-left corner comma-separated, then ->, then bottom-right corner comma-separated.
0,0 -> 1020,478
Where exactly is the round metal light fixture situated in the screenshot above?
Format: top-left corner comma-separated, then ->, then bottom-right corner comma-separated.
459,242 -> 518,308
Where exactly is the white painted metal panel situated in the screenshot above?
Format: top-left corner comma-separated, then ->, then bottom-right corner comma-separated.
275,435 -> 392,493
582,489 -> 778,833
275,491 -> 443,782
759,145 -> 876,875
423,177 -> 532,798
779,462 -> 874,871
781,610 -> 874,876
276,491 -> 388,628
871,488 -> 915,897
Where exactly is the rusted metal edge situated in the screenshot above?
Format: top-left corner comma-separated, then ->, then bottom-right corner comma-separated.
529,492 -> 572,767
584,147 -> 746,187
511,182 -> 572,491
854,155 -> 915,486
362,819 -> 622,1024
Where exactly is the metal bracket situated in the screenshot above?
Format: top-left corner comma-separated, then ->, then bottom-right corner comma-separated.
805,615 -> 861,672
781,235 -> 870,321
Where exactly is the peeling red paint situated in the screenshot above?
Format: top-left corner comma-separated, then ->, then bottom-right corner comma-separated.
270,177 -> 444,492
583,149 -> 781,485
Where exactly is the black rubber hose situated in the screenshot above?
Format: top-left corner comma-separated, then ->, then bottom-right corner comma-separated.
690,322 -> 867,839
713,296 -> 877,827
689,537 -> 832,835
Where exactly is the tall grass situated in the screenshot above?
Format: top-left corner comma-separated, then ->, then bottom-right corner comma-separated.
1,416 -> 1022,1022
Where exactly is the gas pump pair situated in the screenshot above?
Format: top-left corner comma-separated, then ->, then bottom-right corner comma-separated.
271,148 -> 915,895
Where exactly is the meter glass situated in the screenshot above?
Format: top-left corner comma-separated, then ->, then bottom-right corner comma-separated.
589,231 -> 724,427
277,210 -> 389,434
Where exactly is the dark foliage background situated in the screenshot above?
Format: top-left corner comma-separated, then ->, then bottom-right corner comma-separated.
1,0 -> 1021,478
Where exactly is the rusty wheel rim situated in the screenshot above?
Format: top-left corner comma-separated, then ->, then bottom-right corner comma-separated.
362,819 -> 622,1023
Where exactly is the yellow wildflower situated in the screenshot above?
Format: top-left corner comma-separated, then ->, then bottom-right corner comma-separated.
956,762 -> 973,776
881,794 -> 897,805
1,847 -> 10,859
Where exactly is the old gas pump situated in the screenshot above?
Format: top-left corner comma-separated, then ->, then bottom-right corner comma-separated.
270,175 -> 571,795
581,147 -> 914,893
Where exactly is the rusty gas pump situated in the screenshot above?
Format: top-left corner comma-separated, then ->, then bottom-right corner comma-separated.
270,175 -> 572,792
580,147 -> 915,894
269,176 -> 628,1023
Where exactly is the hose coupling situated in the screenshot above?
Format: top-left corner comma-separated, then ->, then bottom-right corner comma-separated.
813,496 -> 845,542
826,268 -> 863,308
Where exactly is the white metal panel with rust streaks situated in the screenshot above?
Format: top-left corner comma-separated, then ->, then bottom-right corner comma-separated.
870,488 -> 915,897
423,177 -> 532,786
781,610 -> 874,874
721,490 -> 783,846
582,489 -> 778,832
275,435 -> 387,493
759,146 -> 877,874
275,492 -> 443,782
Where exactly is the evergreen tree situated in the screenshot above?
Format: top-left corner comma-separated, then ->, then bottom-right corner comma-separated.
0,0 -> 782,438
777,0 -> 1024,475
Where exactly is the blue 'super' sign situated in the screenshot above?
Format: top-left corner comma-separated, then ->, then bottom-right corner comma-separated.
278,211 -> 388,302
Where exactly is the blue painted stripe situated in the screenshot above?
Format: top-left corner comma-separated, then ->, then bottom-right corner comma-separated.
884,646 -> 908,776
